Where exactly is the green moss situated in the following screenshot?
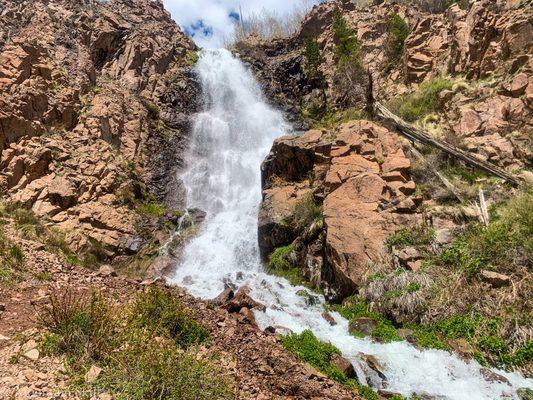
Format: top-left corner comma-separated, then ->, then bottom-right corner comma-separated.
267,245 -> 308,286
334,298 -> 401,342
137,201 -> 167,217
387,77 -> 453,122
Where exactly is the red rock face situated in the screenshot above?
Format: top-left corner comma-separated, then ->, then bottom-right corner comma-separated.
259,120 -> 420,299
0,0 -> 198,259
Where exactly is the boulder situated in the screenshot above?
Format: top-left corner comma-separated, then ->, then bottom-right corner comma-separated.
480,270 -> 511,288
329,354 -> 357,379
223,286 -> 265,313
212,286 -> 235,306
349,317 -> 377,336
479,368 -> 510,385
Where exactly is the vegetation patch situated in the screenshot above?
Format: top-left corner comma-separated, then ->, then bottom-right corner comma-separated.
387,77 -> 453,122
267,245 -> 306,286
332,10 -> 361,68
304,37 -> 325,87
281,330 -> 380,399
386,224 -> 435,249
39,287 -> 233,400
285,192 -> 323,233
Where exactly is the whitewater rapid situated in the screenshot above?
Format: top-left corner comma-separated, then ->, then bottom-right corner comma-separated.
169,49 -> 532,399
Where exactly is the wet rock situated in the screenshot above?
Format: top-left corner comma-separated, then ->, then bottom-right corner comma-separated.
360,354 -> 387,381
212,286 -> 235,306
349,317 -> 377,336
223,286 -> 265,313
239,307 -> 258,327
296,290 -> 320,306
321,312 -> 337,326
264,325 -> 293,336
329,354 -> 357,379
479,368 -> 510,385
480,270 -> 511,288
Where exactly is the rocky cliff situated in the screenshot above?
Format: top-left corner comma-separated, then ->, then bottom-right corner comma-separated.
247,0 -> 532,375
0,0 -> 198,270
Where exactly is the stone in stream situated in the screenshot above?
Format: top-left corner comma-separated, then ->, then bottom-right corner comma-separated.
321,312 -> 337,326
212,286 -> 234,306
479,368 -> 510,385
348,317 -> 377,336
359,354 -> 387,382
329,354 -> 357,379
223,285 -> 265,313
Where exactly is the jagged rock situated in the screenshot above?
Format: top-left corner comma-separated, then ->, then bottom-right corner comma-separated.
480,270 -> 511,288
349,317 -> 377,336
360,354 -> 387,381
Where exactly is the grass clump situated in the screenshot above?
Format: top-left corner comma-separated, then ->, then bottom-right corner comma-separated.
0,228 -> 26,283
387,77 -> 453,122
439,191 -> 532,274
386,224 -> 435,249
282,330 -> 378,399
137,200 -> 167,218
128,287 -> 209,348
312,107 -> 369,129
287,192 -> 322,233
39,287 -> 232,400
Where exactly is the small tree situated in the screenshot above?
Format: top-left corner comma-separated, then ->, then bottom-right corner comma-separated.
332,10 -> 360,68
304,37 -> 326,86
388,13 -> 410,59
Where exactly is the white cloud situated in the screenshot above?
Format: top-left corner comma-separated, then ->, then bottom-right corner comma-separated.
163,0 -> 319,48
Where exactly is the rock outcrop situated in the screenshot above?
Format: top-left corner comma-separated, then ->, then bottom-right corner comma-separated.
260,121 -> 420,300
0,0 -> 199,263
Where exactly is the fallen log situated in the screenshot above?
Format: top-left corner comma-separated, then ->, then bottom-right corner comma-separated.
373,102 -> 520,186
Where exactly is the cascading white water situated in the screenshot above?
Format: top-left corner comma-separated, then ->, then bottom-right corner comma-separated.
169,49 -> 532,400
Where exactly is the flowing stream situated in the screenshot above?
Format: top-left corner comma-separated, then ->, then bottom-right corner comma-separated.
169,49 -> 532,400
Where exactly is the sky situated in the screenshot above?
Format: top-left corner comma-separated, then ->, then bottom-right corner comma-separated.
163,0 -> 320,48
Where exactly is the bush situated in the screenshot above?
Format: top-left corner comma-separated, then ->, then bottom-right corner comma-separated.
38,288 -> 232,399
440,191 -> 532,274
304,37 -> 325,86
332,10 -> 360,68
128,287 -> 209,348
386,225 -> 435,248
388,14 -> 409,59
387,77 -> 453,122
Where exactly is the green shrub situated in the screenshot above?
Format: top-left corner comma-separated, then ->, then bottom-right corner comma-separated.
38,288 -> 232,400
386,225 -> 435,248
439,192 -> 532,274
387,77 -> 453,122
332,10 -> 360,68
128,287 -> 209,348
304,37 -> 325,86
388,14 -> 410,58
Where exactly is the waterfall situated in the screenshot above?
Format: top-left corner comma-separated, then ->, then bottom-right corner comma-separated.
169,49 -> 531,400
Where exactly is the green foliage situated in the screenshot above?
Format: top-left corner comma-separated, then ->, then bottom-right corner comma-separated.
332,10 -> 360,68
282,330 -> 379,399
128,287 -> 209,348
386,225 -> 435,248
312,107 -> 369,129
387,77 -> 453,122
388,14 -> 410,58
137,201 -> 167,217
334,298 -> 401,342
439,192 -> 532,274
288,192 -> 322,232
267,245 -> 307,286
38,288 -> 231,400
0,228 -> 26,283
186,50 -> 199,66
304,37 -> 325,85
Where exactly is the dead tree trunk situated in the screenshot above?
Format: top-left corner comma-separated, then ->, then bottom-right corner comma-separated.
372,102 -> 520,186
